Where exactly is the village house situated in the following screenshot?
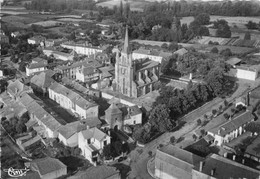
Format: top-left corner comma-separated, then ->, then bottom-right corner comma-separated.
76,66 -> 101,83
7,79 -> 33,100
244,135 -> 260,162
155,145 -> 203,179
105,100 -> 142,131
25,157 -> 67,179
68,165 -> 120,179
55,58 -> 102,79
30,70 -> 56,96
78,127 -> 111,164
48,82 -> 99,119
192,154 -> 260,179
27,36 -> 46,46
236,65 -> 260,81
207,110 -> 255,146
173,48 -> 188,56
20,93 -> 63,138
45,38 -> 67,47
61,42 -> 103,56
43,47 -> 75,61
57,119 -> 101,147
26,57 -> 48,76
16,134 -> 42,152
11,31 -> 21,38
132,48 -> 172,64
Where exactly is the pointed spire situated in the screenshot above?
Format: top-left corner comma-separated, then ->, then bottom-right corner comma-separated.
123,25 -> 130,54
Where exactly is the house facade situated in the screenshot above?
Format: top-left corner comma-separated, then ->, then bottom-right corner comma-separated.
48,82 -> 99,119
26,58 -> 48,76
61,42 -> 103,56
236,66 -> 258,81
115,27 -> 160,98
27,36 -> 46,46
78,127 -> 111,164
208,111 -> 255,146
76,66 -> 101,83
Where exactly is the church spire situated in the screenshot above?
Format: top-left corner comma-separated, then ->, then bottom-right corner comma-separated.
123,25 -> 130,54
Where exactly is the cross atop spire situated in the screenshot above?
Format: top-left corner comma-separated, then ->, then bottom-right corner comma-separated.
123,25 -> 130,54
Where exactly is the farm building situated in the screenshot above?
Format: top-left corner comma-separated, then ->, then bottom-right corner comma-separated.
226,57 -> 242,68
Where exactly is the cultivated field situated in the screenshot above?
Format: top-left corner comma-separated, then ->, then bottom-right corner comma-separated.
97,0 -> 148,12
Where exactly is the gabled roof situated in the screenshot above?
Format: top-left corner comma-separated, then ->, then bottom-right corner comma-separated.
7,79 -> 31,97
174,48 -> 188,56
209,111 -> 254,137
80,127 -> 108,142
226,57 -> 242,66
194,154 -> 260,179
80,66 -> 100,76
27,61 -> 47,69
158,145 -> 204,166
135,58 -> 160,71
105,103 -> 122,115
67,165 -> 119,179
31,57 -> 47,64
57,121 -> 87,139
30,71 -> 55,88
21,135 -> 41,149
245,135 -> 260,158
30,157 -> 66,176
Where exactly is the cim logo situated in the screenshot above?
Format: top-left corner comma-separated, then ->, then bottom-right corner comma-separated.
3,167 -> 30,178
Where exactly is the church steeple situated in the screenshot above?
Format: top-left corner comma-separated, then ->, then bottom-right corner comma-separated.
123,26 -> 130,54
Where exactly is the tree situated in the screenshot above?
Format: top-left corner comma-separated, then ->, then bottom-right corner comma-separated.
161,43 -> 168,49
170,136 -> 175,144
244,31 -> 251,40
200,129 -> 206,136
231,108 -> 236,114
103,144 -> 112,159
113,141 -> 123,156
16,122 -> 26,134
219,105 -> 223,112
168,42 -> 178,51
195,13 -> 210,25
223,113 -> 230,120
245,122 -> 260,134
211,47 -> 219,54
148,151 -> 153,157
192,134 -> 197,141
212,109 -> 217,116
149,104 -> 174,133
214,20 -> 231,38
19,62 -> 27,72
197,119 -> 202,126
224,99 -> 229,107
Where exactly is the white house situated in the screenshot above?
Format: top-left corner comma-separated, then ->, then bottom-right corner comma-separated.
208,111 -> 255,146
48,82 -> 99,119
61,42 -> 103,56
0,69 -> 3,78
26,57 -> 48,76
236,66 -> 259,81
132,48 -> 172,63
123,105 -> 142,125
27,36 -> 46,46
78,127 -> 111,164
75,66 -> 101,83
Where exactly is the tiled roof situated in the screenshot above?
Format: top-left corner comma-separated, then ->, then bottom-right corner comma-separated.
226,57 -> 242,66
99,65 -> 114,78
30,157 -> 66,176
20,93 -> 62,131
158,145 -> 204,166
173,48 -> 188,56
80,127 -> 108,142
67,165 -> 119,179
30,71 -> 55,88
128,105 -> 142,116
31,57 -> 47,64
105,103 -> 122,115
57,121 -> 87,139
194,154 -> 260,178
21,135 -> 41,149
49,82 -> 98,110
53,51 -> 73,58
61,42 -> 102,50
27,61 -> 47,69
245,135 -> 260,158
19,171 -> 41,179
7,79 -> 27,97
135,58 -> 159,71
209,111 -> 254,137
56,58 -> 102,71
80,66 -> 99,76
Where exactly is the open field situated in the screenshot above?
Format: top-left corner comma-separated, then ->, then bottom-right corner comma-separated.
181,16 -> 260,27
97,0 -> 148,12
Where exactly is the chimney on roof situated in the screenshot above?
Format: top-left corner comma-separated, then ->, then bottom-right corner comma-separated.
199,161 -> 204,172
210,168 -> 215,176
233,155 -> 236,161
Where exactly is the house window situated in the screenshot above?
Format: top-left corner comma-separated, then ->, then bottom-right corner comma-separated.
134,121 -> 136,124
87,139 -> 91,144
103,140 -> 107,146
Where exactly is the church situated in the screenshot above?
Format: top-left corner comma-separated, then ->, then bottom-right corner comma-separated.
115,27 -> 160,98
